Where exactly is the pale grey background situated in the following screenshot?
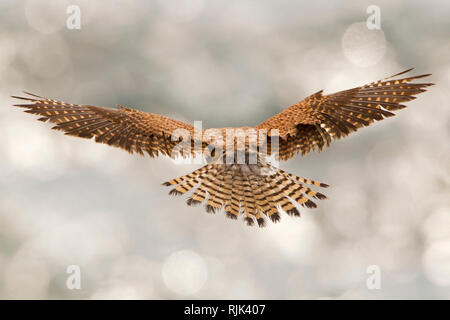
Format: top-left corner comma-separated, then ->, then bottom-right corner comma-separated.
0,0 -> 449,299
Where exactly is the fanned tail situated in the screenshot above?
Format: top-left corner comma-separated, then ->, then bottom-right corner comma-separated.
163,160 -> 329,227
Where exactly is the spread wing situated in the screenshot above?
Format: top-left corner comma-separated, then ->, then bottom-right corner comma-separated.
12,92 -> 202,158
256,69 -> 434,161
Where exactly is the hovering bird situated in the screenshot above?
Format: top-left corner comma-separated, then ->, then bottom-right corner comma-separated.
12,69 -> 433,227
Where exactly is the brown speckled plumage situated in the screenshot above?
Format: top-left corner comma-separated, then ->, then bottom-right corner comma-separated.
12,69 -> 433,227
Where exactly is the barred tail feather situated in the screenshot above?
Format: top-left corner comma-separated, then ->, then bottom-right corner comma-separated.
163,161 -> 329,227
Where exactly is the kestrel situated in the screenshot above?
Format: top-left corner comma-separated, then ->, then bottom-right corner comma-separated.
12,69 -> 433,227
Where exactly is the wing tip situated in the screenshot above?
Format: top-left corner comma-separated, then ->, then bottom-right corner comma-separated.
22,91 -> 43,97
386,68 -> 414,79
11,91 -> 46,103
386,68 -> 433,82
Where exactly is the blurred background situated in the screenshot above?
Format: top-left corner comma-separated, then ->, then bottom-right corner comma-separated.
0,0 -> 449,299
